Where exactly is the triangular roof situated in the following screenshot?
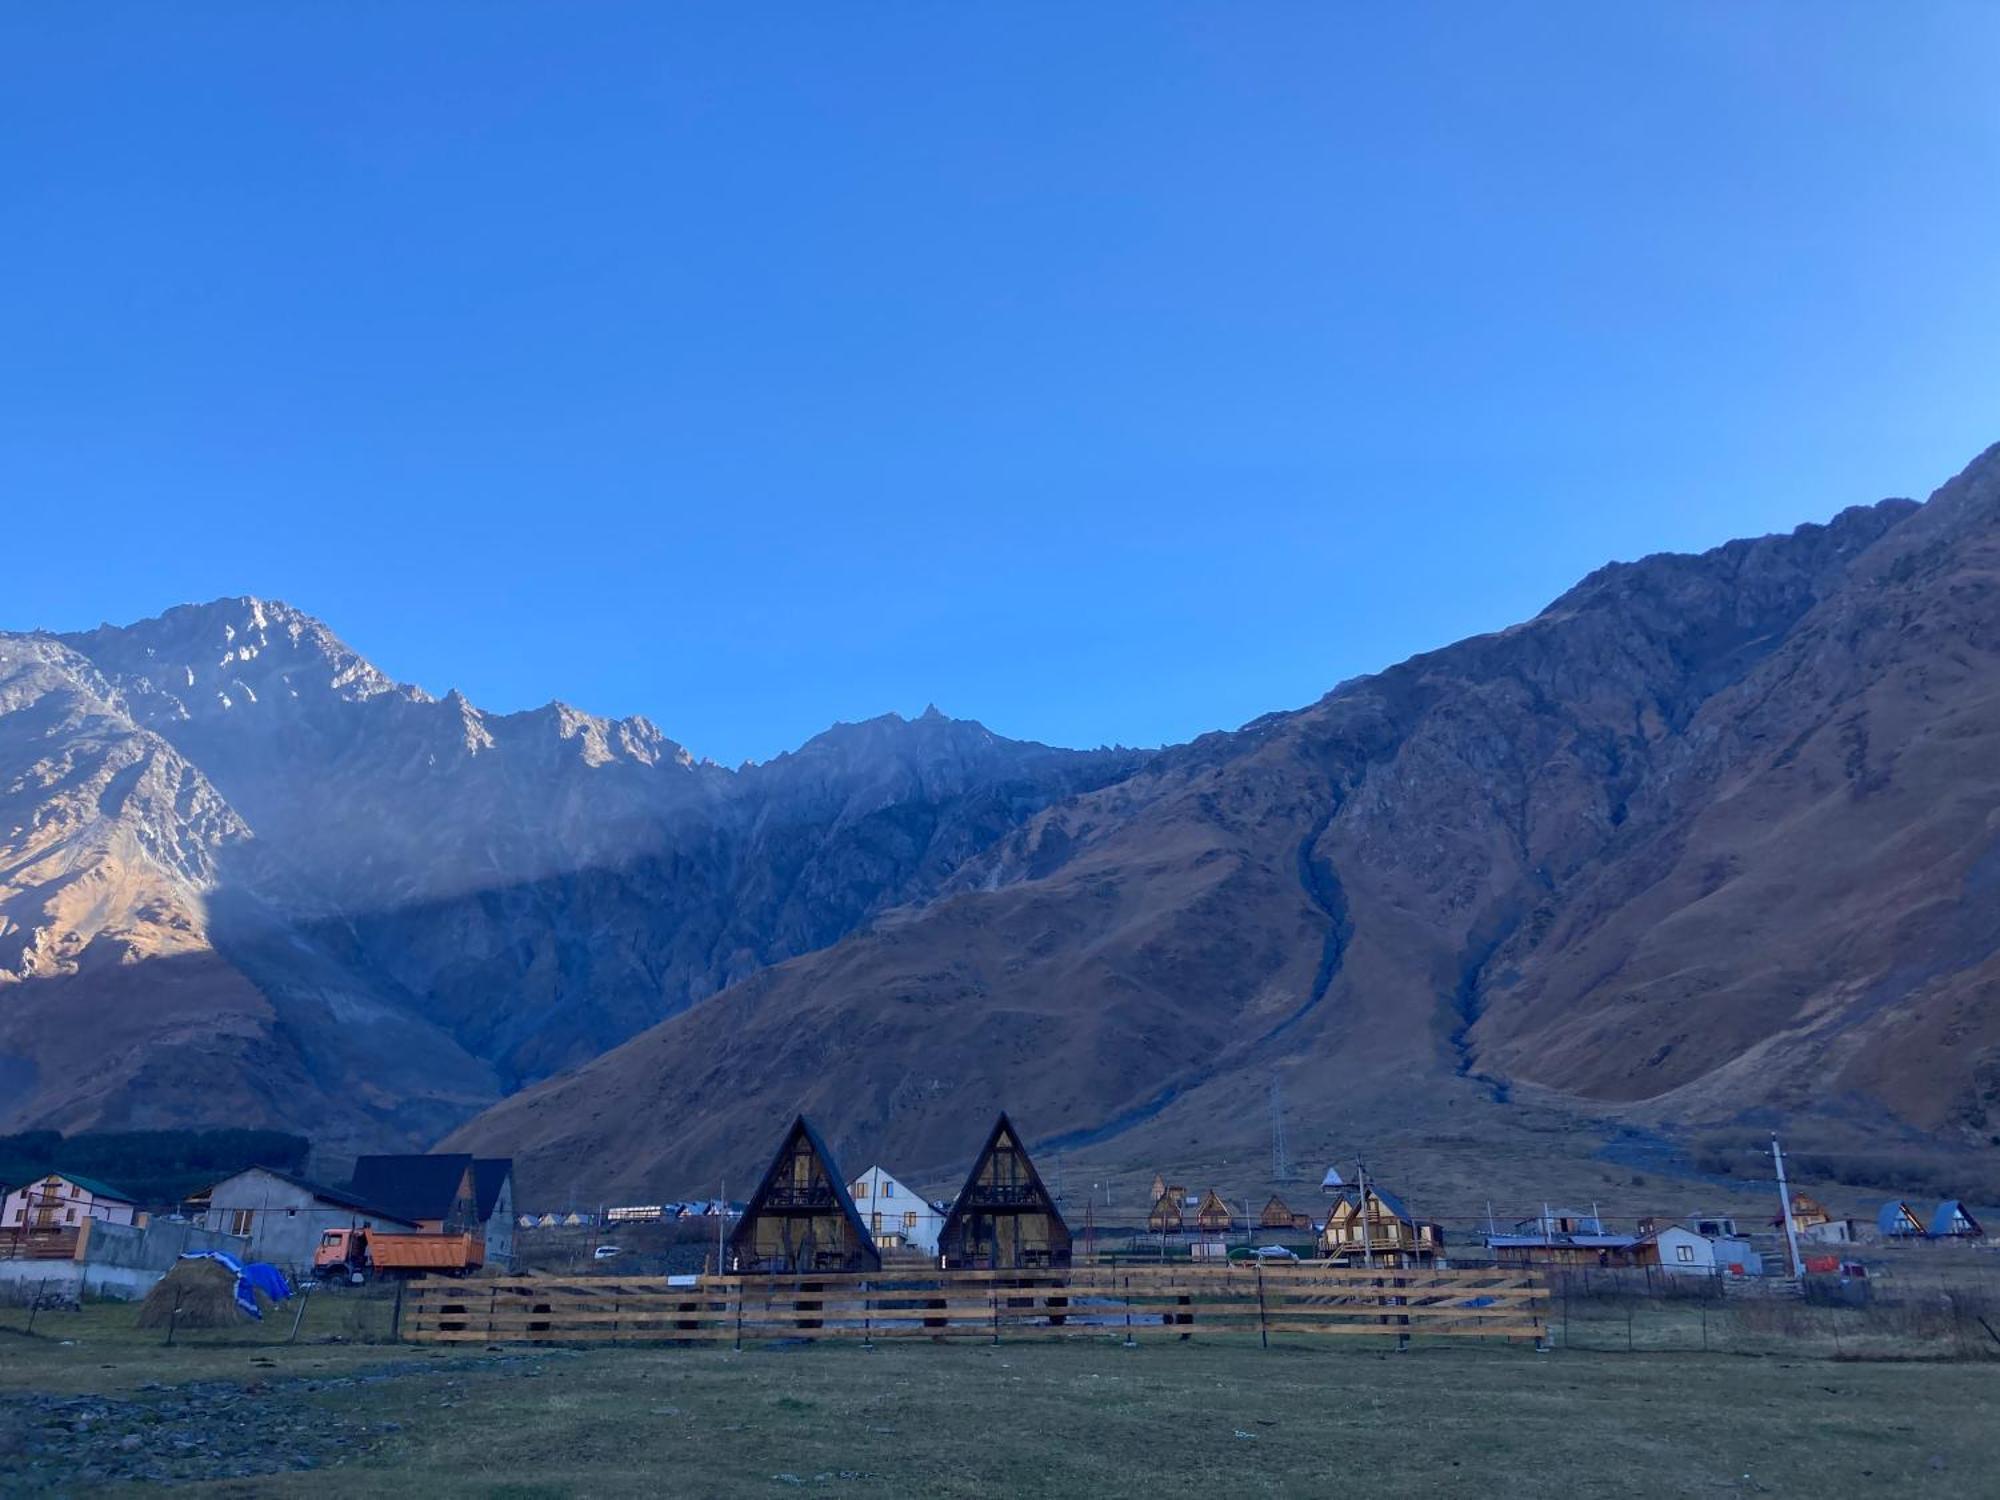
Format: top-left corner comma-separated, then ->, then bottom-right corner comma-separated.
350,1154 -> 476,1224
1929,1200 -> 1982,1236
471,1159 -> 513,1223
1195,1188 -> 1232,1219
1327,1181 -> 1414,1223
1320,1166 -> 1345,1189
1876,1200 -> 1925,1235
727,1115 -> 879,1272
938,1112 -> 1071,1259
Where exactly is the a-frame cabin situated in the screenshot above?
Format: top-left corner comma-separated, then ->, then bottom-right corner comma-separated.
726,1116 -> 880,1274
937,1113 -> 1072,1270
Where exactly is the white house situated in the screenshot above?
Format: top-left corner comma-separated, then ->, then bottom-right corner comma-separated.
2,1173 -> 140,1232
849,1166 -> 945,1255
1647,1223 -> 1764,1278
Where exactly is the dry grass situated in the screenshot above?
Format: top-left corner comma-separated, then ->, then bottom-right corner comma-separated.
6,1304 -> 2000,1496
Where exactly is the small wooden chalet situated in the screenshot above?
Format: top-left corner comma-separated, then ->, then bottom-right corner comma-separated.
1317,1182 -> 1444,1267
938,1113 -> 1071,1270
1259,1195 -> 1311,1232
1193,1189 -> 1234,1235
726,1116 -> 880,1274
1876,1201 -> 1927,1239
1150,1173 -> 1168,1204
1928,1200 -> 1983,1239
1147,1193 -> 1184,1236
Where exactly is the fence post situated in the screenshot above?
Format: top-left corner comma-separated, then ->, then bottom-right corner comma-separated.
388,1280 -> 403,1343
290,1282 -> 315,1345
1255,1259 -> 1269,1350
1122,1273 -> 1135,1348
991,1283 -> 1001,1346
733,1282 -> 744,1352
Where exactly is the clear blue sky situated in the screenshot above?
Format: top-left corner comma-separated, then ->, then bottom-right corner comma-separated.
5,4 -> 1996,765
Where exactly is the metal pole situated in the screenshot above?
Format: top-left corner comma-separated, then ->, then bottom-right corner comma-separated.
1357,1162 -> 1373,1269
1255,1256 -> 1269,1350
1771,1136 -> 1805,1280
717,1179 -> 726,1274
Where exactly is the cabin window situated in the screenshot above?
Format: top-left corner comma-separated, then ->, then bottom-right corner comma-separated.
854,1181 -> 869,1198
230,1209 -> 255,1236
871,1213 -> 883,1232
903,1212 -> 918,1230
882,1182 -> 894,1198
1675,1244 -> 1694,1263
66,1208 -> 77,1223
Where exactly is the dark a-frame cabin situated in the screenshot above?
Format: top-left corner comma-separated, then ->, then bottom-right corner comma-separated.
937,1113 -> 1072,1270
726,1115 -> 880,1274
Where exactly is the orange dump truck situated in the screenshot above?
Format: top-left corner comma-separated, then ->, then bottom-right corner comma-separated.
314,1226 -> 483,1280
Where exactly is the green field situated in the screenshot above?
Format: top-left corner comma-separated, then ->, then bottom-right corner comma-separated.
4,1298 -> 1998,1496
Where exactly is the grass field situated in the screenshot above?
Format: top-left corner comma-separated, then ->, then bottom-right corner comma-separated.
4,1298 -> 1999,1496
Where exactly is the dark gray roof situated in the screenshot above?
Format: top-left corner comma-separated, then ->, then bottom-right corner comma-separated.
471,1159 -> 513,1223
349,1154 -> 475,1224
218,1166 -> 417,1227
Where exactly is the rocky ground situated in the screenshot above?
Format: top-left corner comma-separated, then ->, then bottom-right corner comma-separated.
0,1352 -> 565,1490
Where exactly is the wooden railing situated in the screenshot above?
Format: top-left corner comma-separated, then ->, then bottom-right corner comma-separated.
401,1264 -> 1547,1346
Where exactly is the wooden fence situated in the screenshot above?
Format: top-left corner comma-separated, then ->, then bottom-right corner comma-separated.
401,1264 -> 1547,1347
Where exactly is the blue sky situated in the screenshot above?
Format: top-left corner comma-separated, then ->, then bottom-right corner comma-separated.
5,4 -> 1996,764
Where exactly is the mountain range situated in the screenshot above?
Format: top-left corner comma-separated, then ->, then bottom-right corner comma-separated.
7,442 -> 2000,1205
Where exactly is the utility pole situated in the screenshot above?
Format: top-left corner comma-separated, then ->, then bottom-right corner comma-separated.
1771,1136 -> 1805,1279
1357,1160 -> 1374,1269
716,1177 -> 726,1275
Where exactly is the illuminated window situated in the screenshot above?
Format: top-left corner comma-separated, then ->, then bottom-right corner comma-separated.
1675,1244 -> 1694,1263
903,1212 -> 917,1230
854,1181 -> 869,1198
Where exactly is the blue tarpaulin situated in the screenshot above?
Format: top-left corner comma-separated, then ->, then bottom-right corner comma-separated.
178,1251 -> 292,1320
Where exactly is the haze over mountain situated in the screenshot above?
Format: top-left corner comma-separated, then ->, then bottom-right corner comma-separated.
0,609 -> 1138,1154
6,443 -> 1999,1204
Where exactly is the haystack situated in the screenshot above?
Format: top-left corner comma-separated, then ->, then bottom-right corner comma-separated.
136,1256 -> 245,1329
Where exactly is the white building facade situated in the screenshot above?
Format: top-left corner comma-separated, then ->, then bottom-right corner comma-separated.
849,1166 -> 945,1255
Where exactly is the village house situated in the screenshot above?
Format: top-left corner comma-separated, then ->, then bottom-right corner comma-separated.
198,1167 -> 419,1272
1258,1195 -> 1312,1233
728,1116 -> 879,1274
1192,1189 -> 1235,1237
347,1154 -> 517,1269
1146,1192 -> 1184,1236
1927,1200 -> 1983,1239
1317,1182 -> 1444,1267
1639,1223 -> 1764,1277
938,1113 -> 1071,1271
1782,1193 -> 1856,1245
1,1173 -> 140,1233
1876,1200 -> 1929,1239
849,1165 -> 946,1255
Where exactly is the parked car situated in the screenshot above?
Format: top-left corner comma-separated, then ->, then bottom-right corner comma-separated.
1250,1245 -> 1301,1261
593,1244 -> 623,1260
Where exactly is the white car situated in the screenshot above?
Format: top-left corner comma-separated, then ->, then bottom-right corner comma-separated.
592,1245 -> 623,1260
1250,1245 -> 1301,1260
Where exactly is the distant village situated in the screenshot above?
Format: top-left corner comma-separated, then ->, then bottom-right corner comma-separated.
1,1113 -> 1990,1308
